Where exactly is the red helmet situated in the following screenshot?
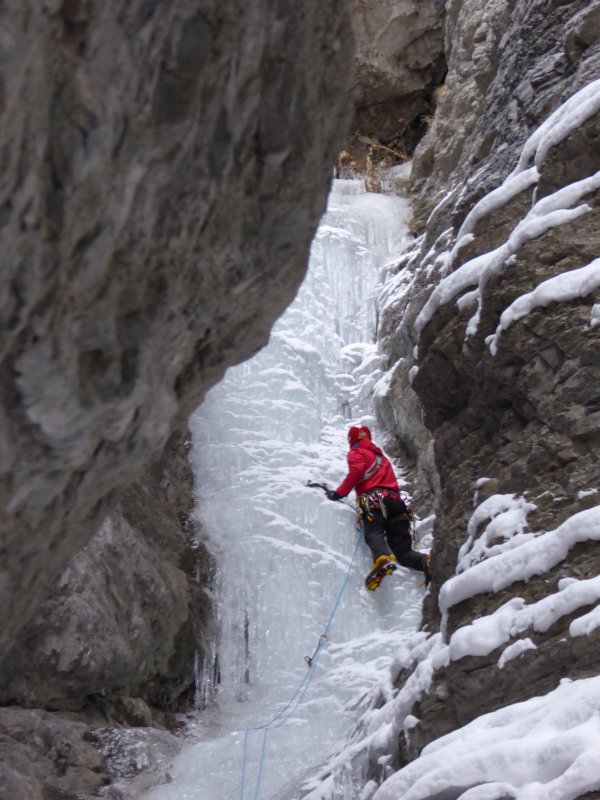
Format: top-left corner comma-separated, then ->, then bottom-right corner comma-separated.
347,425 -> 371,445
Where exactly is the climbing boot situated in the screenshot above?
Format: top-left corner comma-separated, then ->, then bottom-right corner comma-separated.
365,555 -> 397,591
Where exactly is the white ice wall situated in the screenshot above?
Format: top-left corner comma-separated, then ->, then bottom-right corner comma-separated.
142,180 -> 420,800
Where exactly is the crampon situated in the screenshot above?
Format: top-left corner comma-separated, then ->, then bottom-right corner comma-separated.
365,555 -> 397,591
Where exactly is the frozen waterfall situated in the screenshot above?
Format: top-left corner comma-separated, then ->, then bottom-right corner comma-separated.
142,179 -> 421,800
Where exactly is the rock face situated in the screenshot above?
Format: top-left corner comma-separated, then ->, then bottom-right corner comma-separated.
4,0 -> 598,796
0,428 -> 214,797
411,0 -> 600,229
374,0 -> 600,792
348,0 -> 446,158
0,0 -> 354,662
0,430 -> 213,715
0,707 -> 107,799
0,705 -> 181,799
0,3 -> 354,794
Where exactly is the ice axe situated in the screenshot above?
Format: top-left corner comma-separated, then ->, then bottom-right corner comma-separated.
306,480 -> 356,511
306,480 -> 330,493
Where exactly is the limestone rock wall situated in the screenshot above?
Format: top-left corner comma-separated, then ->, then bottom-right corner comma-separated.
0,429 -> 214,797
411,0 -> 600,229
0,2 -> 354,794
0,707 -> 108,799
351,0 -> 446,147
375,0 -> 600,786
0,0 -> 353,663
0,430 -> 213,715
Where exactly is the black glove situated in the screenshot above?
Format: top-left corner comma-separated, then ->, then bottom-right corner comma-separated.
326,490 -> 342,501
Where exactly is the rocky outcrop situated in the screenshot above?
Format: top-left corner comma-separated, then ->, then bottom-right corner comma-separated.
0,428 -> 214,797
374,0 -> 600,793
346,0 -> 446,167
0,705 -> 181,799
0,707 -> 107,799
0,0 -> 354,665
0,430 -> 212,714
1,4 -> 355,794
411,0 -> 600,230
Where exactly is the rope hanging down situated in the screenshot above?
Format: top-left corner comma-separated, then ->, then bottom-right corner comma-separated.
239,519 -> 364,800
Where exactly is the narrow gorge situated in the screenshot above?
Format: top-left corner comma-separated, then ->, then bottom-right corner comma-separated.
1,1 -> 599,799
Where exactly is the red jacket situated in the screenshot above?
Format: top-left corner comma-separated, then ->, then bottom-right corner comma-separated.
335,439 -> 399,497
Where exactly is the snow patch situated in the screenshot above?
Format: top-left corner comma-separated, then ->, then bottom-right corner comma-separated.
415,173 -> 600,337
413,79 -> 600,341
440,504 -> 600,613
457,494 -> 536,570
498,638 -> 537,669
487,258 -> 600,355
453,167 -> 539,245
450,576 -> 600,662
516,77 -> 600,172
373,675 -> 600,800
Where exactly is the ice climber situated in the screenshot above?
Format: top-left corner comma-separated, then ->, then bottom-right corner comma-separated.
326,425 -> 430,590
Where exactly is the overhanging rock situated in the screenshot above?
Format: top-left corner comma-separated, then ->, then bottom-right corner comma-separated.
0,0 -> 354,660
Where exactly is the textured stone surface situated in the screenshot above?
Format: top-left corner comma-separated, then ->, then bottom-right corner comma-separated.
349,0 -> 446,152
0,0 -> 353,661
91,726 -> 182,799
0,707 -> 107,799
0,427 -> 212,794
0,705 -> 182,799
375,0 -> 600,788
411,0 -> 600,229
0,429 -> 214,714
375,244 -> 443,513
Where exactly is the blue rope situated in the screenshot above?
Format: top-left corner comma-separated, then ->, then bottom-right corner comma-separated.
239,523 -> 364,800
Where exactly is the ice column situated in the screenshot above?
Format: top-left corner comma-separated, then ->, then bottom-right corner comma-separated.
142,180 -> 419,800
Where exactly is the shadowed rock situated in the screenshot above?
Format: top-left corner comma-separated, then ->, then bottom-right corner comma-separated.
350,0 -> 447,148
0,1 -> 354,660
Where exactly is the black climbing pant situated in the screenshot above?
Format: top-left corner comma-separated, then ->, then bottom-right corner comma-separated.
363,501 -> 425,573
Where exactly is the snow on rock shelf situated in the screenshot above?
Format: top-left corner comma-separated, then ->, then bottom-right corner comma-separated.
440,504 -> 600,613
370,8 -> 600,800
298,500 -> 600,799
373,675 -> 600,800
415,77 -> 600,341
487,257 -> 600,355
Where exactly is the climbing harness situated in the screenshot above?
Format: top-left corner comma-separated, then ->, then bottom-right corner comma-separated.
239,515 -> 364,800
358,493 -> 374,521
358,487 -> 412,525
